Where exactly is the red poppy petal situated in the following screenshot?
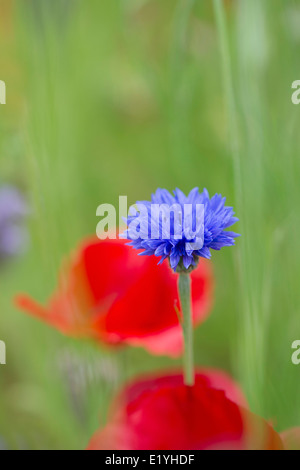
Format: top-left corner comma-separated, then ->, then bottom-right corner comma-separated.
116,369 -> 247,409
15,295 -> 49,323
15,238 -> 213,356
87,370 -> 283,450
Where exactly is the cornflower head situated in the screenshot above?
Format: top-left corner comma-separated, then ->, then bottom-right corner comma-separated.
123,187 -> 240,273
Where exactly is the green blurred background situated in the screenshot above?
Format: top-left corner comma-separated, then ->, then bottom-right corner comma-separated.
0,0 -> 300,449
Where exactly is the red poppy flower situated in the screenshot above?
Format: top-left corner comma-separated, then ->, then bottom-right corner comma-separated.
87,369 -> 283,450
15,238 -> 213,356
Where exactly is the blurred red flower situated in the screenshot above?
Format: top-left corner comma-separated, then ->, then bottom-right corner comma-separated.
87,369 -> 283,450
15,237 -> 213,356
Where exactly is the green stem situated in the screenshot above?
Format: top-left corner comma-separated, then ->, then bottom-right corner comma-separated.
169,0 -> 195,179
212,0 -> 242,205
178,272 -> 194,386
170,0 -> 195,78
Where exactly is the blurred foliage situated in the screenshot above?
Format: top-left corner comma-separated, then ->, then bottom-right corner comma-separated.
0,0 -> 299,449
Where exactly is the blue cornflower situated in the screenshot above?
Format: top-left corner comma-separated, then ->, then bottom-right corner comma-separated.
0,185 -> 28,263
123,187 -> 240,272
